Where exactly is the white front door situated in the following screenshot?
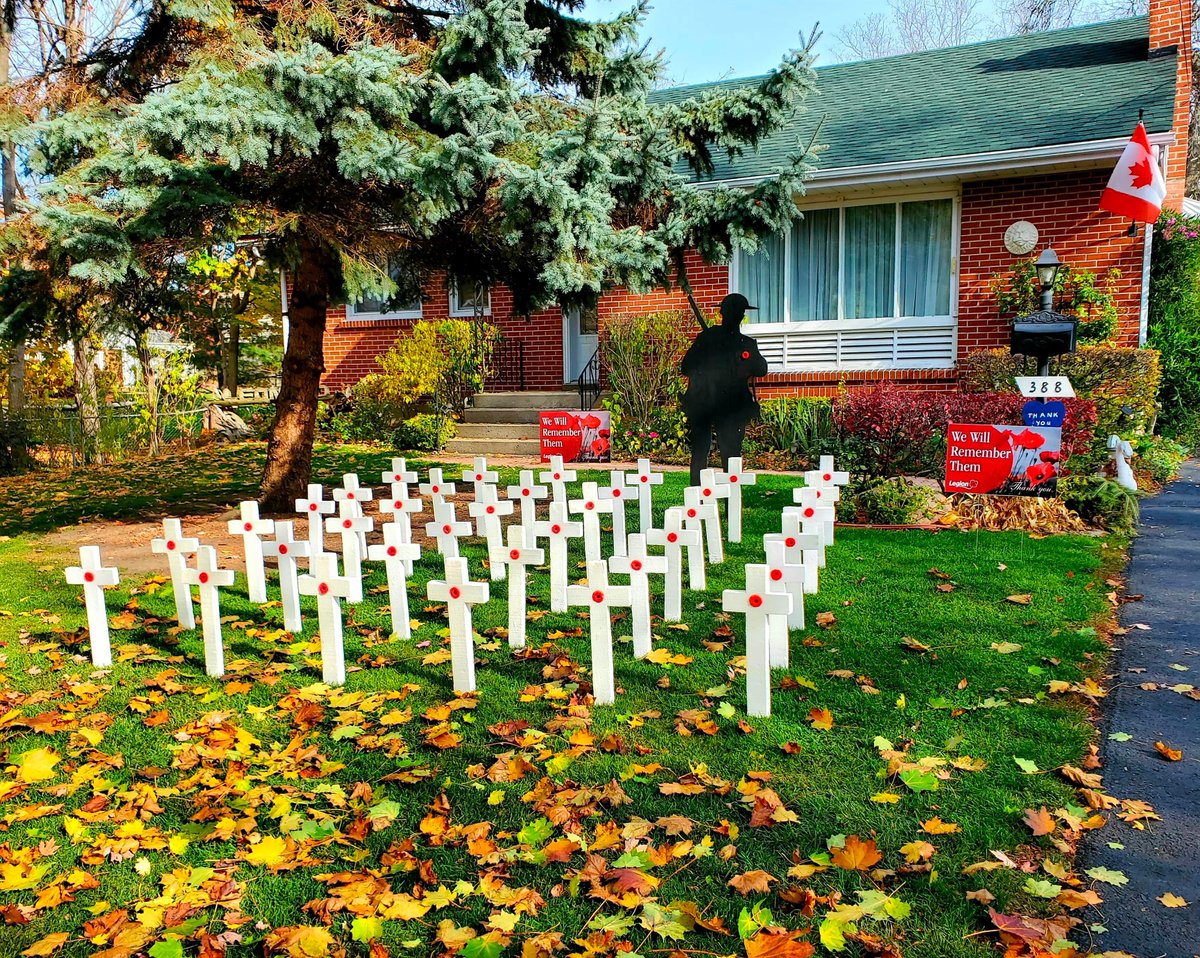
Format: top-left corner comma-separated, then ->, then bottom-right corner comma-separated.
563,305 -> 599,383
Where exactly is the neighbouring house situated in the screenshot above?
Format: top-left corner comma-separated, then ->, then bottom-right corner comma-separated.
317,0 -> 1192,399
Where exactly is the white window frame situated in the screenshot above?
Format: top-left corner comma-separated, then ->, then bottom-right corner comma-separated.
728,189 -> 960,370
449,280 -> 492,318
345,260 -> 424,323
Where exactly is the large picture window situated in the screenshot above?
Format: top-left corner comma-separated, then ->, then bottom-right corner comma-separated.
734,197 -> 955,324
347,258 -> 423,321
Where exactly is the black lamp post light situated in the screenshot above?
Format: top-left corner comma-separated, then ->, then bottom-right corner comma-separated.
1011,247 -> 1078,377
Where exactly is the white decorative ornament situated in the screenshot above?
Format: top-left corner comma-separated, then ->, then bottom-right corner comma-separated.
1004,220 -> 1039,255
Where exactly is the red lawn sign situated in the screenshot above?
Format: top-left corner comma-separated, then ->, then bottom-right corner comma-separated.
944,423 -> 1063,497
539,410 -> 611,463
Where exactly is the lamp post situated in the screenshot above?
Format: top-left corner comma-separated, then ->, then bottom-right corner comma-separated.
1035,247 -> 1061,312
1011,248 -> 1076,378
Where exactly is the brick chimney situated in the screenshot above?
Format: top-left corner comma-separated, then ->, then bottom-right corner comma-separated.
1149,0 -> 1192,206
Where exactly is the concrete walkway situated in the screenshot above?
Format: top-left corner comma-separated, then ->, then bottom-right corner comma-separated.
1078,461 -> 1200,958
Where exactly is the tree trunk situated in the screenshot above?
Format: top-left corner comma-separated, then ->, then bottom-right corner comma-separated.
72,333 -> 101,465
260,236 -> 332,510
2,9 -> 25,416
221,317 -> 240,396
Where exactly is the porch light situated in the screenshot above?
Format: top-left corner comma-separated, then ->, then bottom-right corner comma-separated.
1035,248 -> 1061,311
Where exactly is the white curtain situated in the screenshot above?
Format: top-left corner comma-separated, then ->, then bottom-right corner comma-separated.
900,200 -> 953,317
737,232 -> 785,323
844,204 -> 896,319
789,208 -> 839,321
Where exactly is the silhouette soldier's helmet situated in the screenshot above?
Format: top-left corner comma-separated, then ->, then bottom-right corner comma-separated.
719,293 -> 758,326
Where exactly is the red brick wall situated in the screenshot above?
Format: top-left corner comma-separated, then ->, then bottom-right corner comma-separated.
957,169 -> 1148,355
1150,0 -> 1192,207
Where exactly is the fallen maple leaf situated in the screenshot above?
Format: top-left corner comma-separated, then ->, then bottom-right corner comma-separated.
830,835 -> 881,871
1154,741 -> 1183,761
728,870 -> 775,895
1159,892 -> 1189,907
21,934 -> 70,957
806,707 -> 833,731
15,747 -> 59,784
1023,807 -> 1056,837
922,817 -> 960,835
1005,594 -> 1033,605
743,929 -> 815,958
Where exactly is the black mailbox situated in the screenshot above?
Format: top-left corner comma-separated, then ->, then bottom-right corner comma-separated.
1011,309 -> 1078,376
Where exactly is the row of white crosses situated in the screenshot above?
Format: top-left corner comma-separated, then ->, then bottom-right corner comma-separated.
723,455 -> 850,717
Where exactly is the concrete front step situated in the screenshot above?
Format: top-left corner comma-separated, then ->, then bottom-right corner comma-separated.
462,407 -> 543,425
471,390 -> 578,409
455,422 -> 540,440
444,437 -> 542,456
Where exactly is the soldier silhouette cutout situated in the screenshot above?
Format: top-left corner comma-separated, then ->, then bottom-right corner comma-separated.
680,293 -> 768,484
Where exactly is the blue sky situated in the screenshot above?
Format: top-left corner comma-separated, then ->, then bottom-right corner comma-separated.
585,0 -> 876,84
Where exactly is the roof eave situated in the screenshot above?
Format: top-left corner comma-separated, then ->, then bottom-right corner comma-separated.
696,131 -> 1176,191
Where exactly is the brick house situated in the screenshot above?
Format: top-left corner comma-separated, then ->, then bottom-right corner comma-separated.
318,2 -> 1191,399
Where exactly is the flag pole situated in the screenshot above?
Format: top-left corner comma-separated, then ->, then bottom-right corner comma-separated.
1128,109 -> 1145,237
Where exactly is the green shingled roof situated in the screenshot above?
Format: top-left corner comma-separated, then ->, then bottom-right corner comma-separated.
650,16 -> 1178,180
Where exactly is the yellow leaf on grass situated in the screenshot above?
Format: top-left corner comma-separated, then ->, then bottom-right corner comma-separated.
1005,594 -> 1033,605
806,707 -> 834,731
922,817 -> 960,835
870,792 -> 901,804
830,835 -> 881,871
22,934 -> 70,957
244,835 -> 288,867
16,747 -> 60,784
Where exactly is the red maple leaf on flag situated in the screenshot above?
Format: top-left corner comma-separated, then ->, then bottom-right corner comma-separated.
1128,157 -> 1154,189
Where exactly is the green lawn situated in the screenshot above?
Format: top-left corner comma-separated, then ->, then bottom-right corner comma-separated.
0,445 -> 1122,958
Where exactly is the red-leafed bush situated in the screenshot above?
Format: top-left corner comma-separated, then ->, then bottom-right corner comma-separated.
829,384 -> 1098,483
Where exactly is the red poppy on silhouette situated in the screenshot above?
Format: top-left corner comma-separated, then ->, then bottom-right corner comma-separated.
581,414 -> 602,430
1025,462 -> 1056,486
1039,450 -> 1062,463
591,437 -> 610,455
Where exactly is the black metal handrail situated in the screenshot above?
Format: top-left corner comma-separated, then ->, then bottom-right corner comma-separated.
577,347 -> 602,410
485,338 -> 526,391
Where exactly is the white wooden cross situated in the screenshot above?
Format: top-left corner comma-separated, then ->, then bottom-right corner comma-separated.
692,477 -> 728,563
789,490 -> 836,549
425,502 -> 473,559
382,457 -> 418,497
805,455 -> 850,489
631,457 -> 663,535
227,500 -> 275,604
326,500 -> 373,602
333,473 -> 374,552
296,551 -> 353,686
717,457 -> 756,544
506,469 -> 548,545
263,520 -> 311,633
419,468 -> 457,514
295,483 -> 334,559
181,546 -> 236,678
539,454 -> 577,505
598,470 -> 633,557
426,556 -> 490,693
769,517 -> 824,592
723,564 -> 792,717
566,560 -> 633,706
569,481 -> 614,566
367,524 -> 422,640
64,545 -> 120,668
532,500 -> 582,612
378,490 -> 424,575
763,538 -> 806,668
150,518 -> 199,629
608,532 -> 667,659
680,487 -> 715,589
462,456 -> 500,498
501,524 -> 544,650
468,484 -> 514,581
646,507 -> 699,622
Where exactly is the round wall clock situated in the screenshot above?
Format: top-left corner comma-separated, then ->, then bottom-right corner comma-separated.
1004,220 -> 1039,255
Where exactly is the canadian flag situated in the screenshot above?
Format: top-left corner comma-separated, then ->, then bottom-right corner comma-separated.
1099,122 -> 1167,223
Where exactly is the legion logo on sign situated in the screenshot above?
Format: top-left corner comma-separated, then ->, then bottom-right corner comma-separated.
945,423 -> 1063,497
539,410 -> 611,463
